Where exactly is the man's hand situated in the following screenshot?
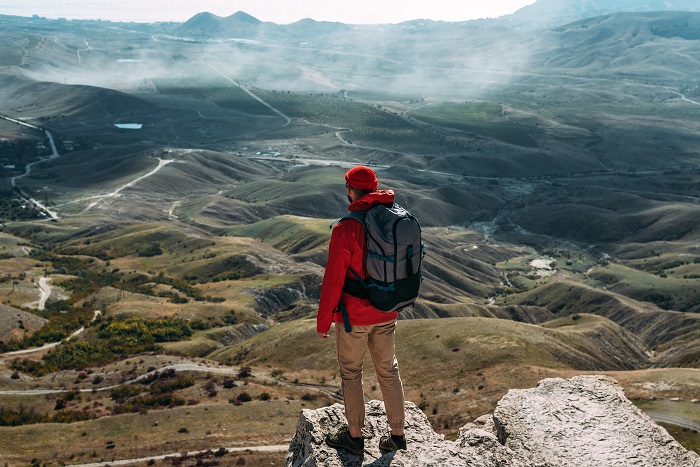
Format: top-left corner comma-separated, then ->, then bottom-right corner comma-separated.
318,332 -> 330,339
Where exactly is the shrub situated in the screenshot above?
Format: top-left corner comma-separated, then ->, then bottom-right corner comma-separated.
222,377 -> 236,389
138,243 -> 163,257
110,385 -> 142,400
150,376 -> 195,394
238,366 -> 252,378
51,410 -> 95,423
0,406 -> 45,426
236,392 -> 252,403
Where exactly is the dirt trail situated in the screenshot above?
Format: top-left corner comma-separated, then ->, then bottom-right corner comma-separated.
37,277 -> 51,309
0,360 -> 340,400
24,276 -> 52,310
83,158 -> 175,211
67,444 -> 289,467
0,310 -> 101,362
646,412 -> 700,432
201,61 -> 291,126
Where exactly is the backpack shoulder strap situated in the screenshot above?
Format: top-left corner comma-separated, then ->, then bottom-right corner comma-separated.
329,210 -> 368,230
342,211 -> 369,285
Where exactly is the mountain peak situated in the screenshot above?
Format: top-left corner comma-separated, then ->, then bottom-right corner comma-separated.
228,11 -> 262,25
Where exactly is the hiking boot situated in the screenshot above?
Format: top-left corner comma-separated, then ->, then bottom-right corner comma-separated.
326,427 -> 364,455
379,433 -> 406,453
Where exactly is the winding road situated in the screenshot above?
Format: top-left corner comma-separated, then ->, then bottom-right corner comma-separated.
1,114 -> 60,219
646,412 -> 700,433
67,444 -> 289,467
36,277 -> 52,309
0,310 -> 101,363
0,361 -> 340,400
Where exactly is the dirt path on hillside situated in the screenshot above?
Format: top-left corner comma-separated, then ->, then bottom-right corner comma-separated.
0,310 -> 101,362
82,158 -> 175,212
67,444 -> 289,467
37,277 -> 51,309
0,361 -> 340,400
24,277 -> 52,310
200,61 -> 291,127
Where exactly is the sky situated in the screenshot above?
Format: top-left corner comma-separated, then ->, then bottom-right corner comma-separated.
0,0 -> 537,24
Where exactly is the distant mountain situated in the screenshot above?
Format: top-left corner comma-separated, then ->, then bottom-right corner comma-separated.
285,18 -> 353,37
531,11 -> 700,77
501,0 -> 700,29
175,11 -> 283,38
176,1 -> 700,41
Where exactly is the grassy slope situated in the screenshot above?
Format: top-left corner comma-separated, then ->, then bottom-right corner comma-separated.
225,215 -> 331,255
589,262 -> 700,313
0,303 -> 47,341
512,281 -> 700,366
202,315 -> 687,439
209,315 -> 649,377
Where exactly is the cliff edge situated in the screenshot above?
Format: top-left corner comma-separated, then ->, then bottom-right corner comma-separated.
286,375 -> 700,466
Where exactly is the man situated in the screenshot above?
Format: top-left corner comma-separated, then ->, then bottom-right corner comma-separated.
317,165 -> 407,456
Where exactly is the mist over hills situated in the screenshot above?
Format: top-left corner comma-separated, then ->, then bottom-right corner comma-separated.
166,9 -> 700,101
499,0 -> 700,29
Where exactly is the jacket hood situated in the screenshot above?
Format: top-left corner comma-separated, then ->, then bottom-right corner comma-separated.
348,190 -> 395,212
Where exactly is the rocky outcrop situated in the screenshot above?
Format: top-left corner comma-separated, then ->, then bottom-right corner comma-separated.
493,375 -> 700,467
249,282 -> 306,317
286,399 -> 523,467
286,375 -> 700,467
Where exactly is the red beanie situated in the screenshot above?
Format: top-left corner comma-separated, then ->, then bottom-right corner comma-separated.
345,165 -> 378,191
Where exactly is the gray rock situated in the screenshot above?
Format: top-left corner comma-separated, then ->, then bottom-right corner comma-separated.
493,375 -> 700,467
285,400 -> 527,467
287,375 -> 700,467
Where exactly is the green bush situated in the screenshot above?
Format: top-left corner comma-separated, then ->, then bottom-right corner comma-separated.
0,406 -> 45,426
110,385 -> 143,400
138,243 -> 163,257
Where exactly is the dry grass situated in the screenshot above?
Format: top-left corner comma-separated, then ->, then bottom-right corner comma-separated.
0,352 -> 335,465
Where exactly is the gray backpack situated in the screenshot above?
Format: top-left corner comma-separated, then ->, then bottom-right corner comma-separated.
341,202 -> 424,313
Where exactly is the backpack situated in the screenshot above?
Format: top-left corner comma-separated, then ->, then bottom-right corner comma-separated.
339,202 -> 424,313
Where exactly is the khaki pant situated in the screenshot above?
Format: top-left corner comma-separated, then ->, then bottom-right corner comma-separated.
335,318 -> 405,432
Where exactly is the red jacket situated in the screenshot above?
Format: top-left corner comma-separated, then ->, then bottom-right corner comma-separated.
317,190 -> 399,334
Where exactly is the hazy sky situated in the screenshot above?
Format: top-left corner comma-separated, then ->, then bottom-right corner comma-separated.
0,0 -> 537,24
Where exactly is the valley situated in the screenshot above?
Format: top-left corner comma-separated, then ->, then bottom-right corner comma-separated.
0,4 -> 699,465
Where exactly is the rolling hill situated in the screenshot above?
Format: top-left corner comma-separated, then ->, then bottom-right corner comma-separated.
499,0 -> 700,29
513,281 -> 700,366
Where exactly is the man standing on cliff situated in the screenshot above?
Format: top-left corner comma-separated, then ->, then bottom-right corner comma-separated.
317,165 -> 407,455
